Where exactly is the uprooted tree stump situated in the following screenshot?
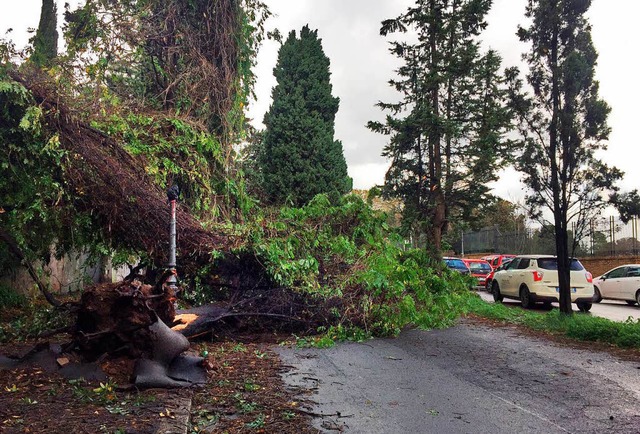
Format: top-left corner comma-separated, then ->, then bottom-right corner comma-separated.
72,280 -> 207,388
74,280 -> 176,360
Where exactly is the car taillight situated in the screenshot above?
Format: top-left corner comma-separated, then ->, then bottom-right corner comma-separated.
532,271 -> 544,282
586,272 -> 593,283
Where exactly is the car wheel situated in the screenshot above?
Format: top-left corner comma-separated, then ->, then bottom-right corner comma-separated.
635,290 -> 640,306
520,286 -> 533,309
577,301 -> 592,312
492,282 -> 503,302
485,280 -> 492,293
625,300 -> 636,306
593,286 -> 602,303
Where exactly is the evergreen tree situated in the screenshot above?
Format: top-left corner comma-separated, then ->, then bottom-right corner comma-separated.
259,26 -> 351,206
511,0 -> 621,314
369,0 -> 512,255
31,0 -> 58,66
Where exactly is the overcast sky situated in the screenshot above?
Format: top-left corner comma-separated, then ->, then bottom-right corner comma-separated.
2,0 -> 638,204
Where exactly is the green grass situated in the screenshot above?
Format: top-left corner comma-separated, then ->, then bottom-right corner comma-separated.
464,295 -> 640,349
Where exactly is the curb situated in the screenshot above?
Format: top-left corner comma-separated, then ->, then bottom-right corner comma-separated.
155,392 -> 194,434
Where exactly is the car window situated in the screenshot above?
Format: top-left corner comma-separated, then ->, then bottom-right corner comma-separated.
517,258 -> 530,269
606,267 -> 627,278
445,259 -> 468,270
627,267 -> 640,277
537,258 -> 585,271
469,262 -> 491,273
506,259 -> 520,270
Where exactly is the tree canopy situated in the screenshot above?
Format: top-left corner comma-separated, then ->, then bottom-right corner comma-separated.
258,25 -> 352,207
369,0 -> 513,255
510,0 -> 622,313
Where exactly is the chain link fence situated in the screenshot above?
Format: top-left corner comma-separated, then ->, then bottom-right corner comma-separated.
453,216 -> 640,257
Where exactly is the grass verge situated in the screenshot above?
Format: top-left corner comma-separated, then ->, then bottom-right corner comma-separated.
464,294 -> 640,349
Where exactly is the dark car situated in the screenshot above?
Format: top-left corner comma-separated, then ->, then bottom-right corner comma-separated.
443,257 -> 470,275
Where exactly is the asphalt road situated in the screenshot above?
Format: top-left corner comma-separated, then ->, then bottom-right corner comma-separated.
277,320 -> 640,433
477,291 -> 640,322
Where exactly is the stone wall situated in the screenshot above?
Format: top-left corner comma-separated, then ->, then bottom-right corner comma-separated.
578,256 -> 640,277
1,252 -> 130,295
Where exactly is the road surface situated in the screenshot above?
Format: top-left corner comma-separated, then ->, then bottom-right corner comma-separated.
477,291 -> 640,322
277,319 -> 640,433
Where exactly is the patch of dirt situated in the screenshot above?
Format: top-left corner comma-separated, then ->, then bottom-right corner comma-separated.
0,339 -> 319,433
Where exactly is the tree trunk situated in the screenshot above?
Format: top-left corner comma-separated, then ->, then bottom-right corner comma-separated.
555,224 -> 572,314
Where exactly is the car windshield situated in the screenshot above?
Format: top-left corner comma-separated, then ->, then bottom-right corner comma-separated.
444,259 -> 467,270
537,258 -> 584,271
468,262 -> 491,273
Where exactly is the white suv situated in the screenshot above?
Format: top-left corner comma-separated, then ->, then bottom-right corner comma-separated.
491,255 -> 594,312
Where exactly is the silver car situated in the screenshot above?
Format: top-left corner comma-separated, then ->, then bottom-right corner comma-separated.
593,264 -> 640,306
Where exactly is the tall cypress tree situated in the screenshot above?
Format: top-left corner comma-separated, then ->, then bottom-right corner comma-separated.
512,0 -> 621,314
31,0 -> 58,67
369,0 -> 512,255
259,26 -> 351,207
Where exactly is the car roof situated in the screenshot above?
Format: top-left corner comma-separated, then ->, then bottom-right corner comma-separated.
514,255 -> 556,259
463,258 -> 490,263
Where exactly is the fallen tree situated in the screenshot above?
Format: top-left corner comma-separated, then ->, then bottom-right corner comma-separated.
9,69 -> 239,275
1,65 -> 473,373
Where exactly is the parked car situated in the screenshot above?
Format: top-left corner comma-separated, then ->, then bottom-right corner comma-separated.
462,259 -> 493,289
485,259 -> 513,292
491,255 -> 594,312
593,264 -> 640,306
443,257 -> 470,275
482,254 -> 516,269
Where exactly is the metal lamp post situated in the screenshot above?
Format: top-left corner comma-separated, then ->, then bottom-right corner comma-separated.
166,185 -> 180,294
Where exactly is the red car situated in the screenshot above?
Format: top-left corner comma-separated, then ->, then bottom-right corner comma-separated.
482,254 -> 516,269
462,258 -> 493,289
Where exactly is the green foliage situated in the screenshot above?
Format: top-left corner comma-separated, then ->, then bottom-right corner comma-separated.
0,74 -> 149,272
370,0 -> 513,251
61,0 -> 270,142
95,113 -> 254,218
250,194 -> 381,292
0,76 -> 85,268
248,193 -> 475,339
465,296 -> 640,348
257,26 -> 352,206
